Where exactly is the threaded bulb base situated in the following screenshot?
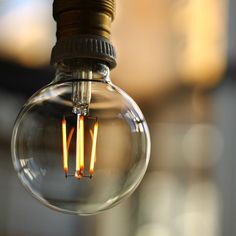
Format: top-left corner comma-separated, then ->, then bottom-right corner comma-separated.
53,0 -> 115,40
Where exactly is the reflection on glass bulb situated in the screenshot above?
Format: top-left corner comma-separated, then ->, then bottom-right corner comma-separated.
11,64 -> 151,215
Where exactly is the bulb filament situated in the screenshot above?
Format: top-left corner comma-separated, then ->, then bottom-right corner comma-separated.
62,117 -> 68,175
62,115 -> 98,179
89,121 -> 98,176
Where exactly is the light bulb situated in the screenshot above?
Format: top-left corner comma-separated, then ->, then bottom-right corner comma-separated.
11,0 -> 151,215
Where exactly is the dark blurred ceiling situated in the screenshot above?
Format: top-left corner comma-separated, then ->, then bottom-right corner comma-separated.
0,59 -> 53,96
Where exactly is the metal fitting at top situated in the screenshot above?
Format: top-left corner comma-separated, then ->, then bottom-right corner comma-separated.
53,0 -> 115,40
51,0 -> 117,69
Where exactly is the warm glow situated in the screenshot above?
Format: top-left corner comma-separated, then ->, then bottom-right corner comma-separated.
79,116 -> 85,173
62,117 -> 68,175
76,115 -> 81,176
67,127 -> 75,150
90,129 -> 96,163
62,115 -> 98,179
173,0 -> 227,87
90,121 -> 99,176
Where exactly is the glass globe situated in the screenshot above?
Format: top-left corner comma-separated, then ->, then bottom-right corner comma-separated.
11,63 -> 150,215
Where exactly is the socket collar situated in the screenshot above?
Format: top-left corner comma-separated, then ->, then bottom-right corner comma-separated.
51,0 -> 116,68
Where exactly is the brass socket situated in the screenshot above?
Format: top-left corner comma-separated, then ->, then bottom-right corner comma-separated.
53,0 -> 115,40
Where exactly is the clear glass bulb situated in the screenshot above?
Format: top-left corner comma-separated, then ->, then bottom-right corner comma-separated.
11,62 -> 151,215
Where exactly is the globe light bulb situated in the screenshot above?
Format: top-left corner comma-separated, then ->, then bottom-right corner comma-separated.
11,0 -> 151,215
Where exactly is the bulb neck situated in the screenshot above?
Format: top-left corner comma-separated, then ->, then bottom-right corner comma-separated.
53,61 -> 111,84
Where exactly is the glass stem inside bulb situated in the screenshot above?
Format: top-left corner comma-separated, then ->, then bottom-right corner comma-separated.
72,70 -> 92,115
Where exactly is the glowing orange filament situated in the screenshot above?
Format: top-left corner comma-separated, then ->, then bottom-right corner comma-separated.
89,121 -> 98,176
89,130 -> 96,163
62,117 -> 68,175
79,116 -> 84,172
75,115 -> 80,176
62,115 -> 98,179
67,127 -> 75,150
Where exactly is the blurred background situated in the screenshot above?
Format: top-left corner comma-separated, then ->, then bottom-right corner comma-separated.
0,0 -> 236,235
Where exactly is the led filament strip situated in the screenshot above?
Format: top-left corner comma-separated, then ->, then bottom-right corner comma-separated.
62,115 -> 98,179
